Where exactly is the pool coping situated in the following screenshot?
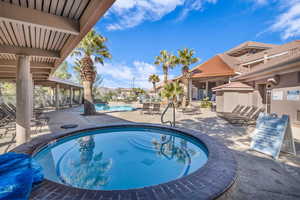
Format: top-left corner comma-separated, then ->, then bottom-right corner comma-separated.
11,123 -> 238,200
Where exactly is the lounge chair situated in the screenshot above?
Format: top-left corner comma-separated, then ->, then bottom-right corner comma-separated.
152,103 -> 161,114
224,107 -> 265,125
140,103 -> 151,114
217,105 -> 244,117
0,103 -> 49,136
218,105 -> 249,119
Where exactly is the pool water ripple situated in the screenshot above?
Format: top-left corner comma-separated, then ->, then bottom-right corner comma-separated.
33,127 -> 208,190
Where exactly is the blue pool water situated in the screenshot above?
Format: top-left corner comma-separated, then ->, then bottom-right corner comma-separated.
33,127 -> 208,190
95,103 -> 135,112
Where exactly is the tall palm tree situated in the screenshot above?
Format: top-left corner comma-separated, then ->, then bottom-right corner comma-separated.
148,74 -> 160,93
154,50 -> 177,84
72,30 -> 111,115
176,48 -> 199,106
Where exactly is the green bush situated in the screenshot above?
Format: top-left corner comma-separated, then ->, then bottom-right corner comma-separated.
200,97 -> 212,108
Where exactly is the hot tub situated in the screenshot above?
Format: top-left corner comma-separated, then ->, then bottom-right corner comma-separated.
12,124 -> 238,200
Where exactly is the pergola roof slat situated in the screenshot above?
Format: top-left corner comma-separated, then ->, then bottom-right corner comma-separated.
0,21 -> 13,45
28,0 -> 34,9
5,21 -> 18,46
69,0 -> 82,19
36,0 -> 42,11
13,23 -> 26,47
0,2 -> 80,35
43,0 -> 51,13
39,28 -> 45,49
50,0 -> 59,15
0,0 -> 115,81
56,0 -> 65,16
30,26 -> 36,48
43,29 -> 50,50
62,0 -> 75,18
23,24 -> 31,47
74,0 -> 90,20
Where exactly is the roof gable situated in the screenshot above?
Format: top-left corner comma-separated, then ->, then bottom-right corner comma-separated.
191,55 -> 236,78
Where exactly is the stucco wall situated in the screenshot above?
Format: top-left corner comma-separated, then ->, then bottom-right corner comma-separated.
216,90 -> 253,113
216,91 -> 224,112
270,72 -> 300,125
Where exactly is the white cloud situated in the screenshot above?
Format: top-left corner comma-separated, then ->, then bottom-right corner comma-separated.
98,61 -> 164,88
248,0 -> 269,5
178,0 -> 217,21
106,0 -> 218,30
271,1 -> 300,39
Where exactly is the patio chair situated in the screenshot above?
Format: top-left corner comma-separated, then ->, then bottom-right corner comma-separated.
0,103 -> 49,135
140,103 -> 151,114
217,105 -> 243,116
152,103 -> 161,114
224,107 -> 265,125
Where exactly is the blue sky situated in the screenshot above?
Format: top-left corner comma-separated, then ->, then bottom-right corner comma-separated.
66,0 -> 300,89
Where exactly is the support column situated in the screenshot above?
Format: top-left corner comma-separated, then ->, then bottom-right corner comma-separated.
55,84 -> 60,110
16,55 -> 32,145
79,89 -> 82,104
189,79 -> 193,102
69,87 -> 73,107
29,74 -> 34,119
51,87 -> 55,106
205,81 -> 209,98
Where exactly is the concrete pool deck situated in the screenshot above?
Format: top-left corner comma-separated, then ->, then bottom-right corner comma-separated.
1,104 -> 300,199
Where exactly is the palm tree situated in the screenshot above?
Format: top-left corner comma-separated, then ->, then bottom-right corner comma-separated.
154,50 -> 177,84
148,74 -> 160,93
176,48 -> 199,106
53,61 -> 72,80
160,81 -> 183,104
72,30 -> 111,115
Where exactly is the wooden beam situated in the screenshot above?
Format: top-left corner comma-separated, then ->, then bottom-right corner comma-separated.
0,72 -> 48,77
0,45 -> 60,58
0,60 -> 54,68
0,2 -> 80,35
0,67 -> 50,74
53,0 -> 116,73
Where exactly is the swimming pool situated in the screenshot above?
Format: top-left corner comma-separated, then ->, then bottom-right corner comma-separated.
33,126 -> 208,190
94,103 -> 135,112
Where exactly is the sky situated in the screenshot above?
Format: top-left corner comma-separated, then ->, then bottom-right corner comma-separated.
66,0 -> 300,89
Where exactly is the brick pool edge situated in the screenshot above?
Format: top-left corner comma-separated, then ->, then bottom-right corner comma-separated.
11,123 -> 238,200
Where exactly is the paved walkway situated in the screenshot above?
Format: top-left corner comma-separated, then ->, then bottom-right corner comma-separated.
1,105 -> 300,199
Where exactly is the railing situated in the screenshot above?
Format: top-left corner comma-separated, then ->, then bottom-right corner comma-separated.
161,102 -> 176,127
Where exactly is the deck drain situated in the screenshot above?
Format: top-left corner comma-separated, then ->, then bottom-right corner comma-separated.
61,124 -> 78,129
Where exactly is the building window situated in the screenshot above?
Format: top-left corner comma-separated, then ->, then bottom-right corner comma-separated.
298,72 -> 300,83
297,110 -> 300,121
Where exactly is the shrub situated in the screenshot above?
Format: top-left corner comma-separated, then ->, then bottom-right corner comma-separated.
200,97 -> 212,108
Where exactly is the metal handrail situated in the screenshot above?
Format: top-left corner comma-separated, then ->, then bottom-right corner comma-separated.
160,102 -> 176,127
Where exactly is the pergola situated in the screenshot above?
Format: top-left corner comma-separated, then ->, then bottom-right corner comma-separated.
0,0 -> 115,145
35,76 -> 83,109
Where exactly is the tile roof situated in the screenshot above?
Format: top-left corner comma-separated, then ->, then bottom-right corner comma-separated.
212,82 -> 254,91
191,55 -> 236,78
226,41 -> 277,55
238,40 -> 300,64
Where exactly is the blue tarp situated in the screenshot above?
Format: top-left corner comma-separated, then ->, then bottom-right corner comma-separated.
0,152 -> 43,200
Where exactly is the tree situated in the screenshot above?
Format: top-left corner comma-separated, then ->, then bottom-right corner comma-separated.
53,61 -> 72,80
176,48 -> 199,106
72,30 -> 112,115
160,81 -> 183,104
154,50 -> 177,84
148,74 -> 160,94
